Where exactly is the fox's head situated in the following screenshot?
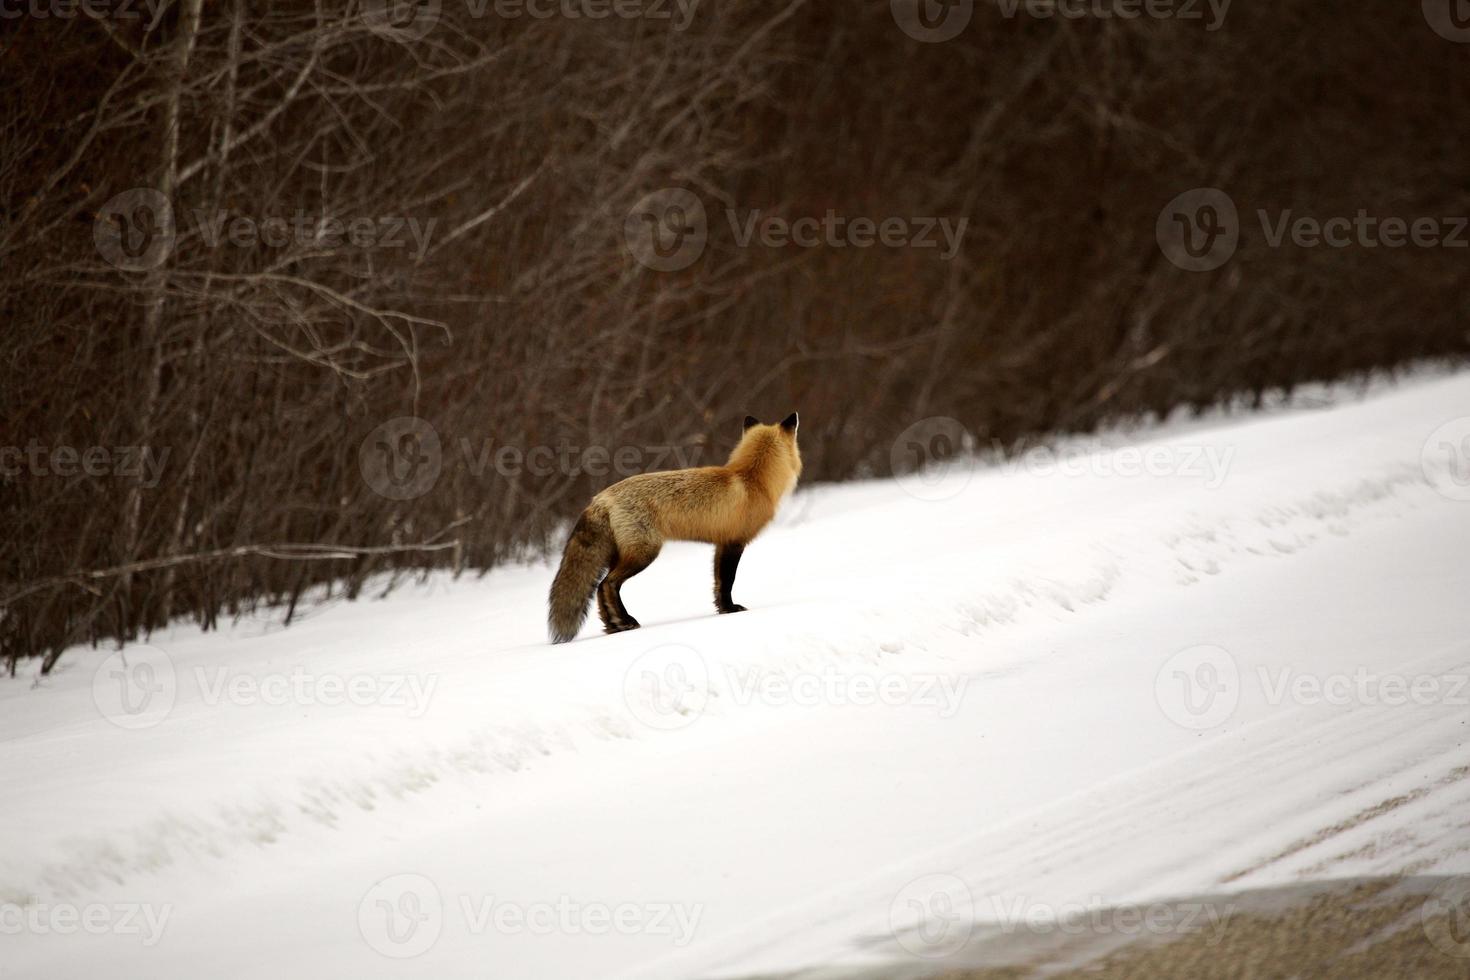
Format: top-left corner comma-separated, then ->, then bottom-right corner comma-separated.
731,413 -> 802,498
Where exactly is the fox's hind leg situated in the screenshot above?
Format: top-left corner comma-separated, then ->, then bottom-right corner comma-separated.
594,542 -> 621,633
714,542 -> 747,614
595,579 -> 616,632
600,543 -> 660,633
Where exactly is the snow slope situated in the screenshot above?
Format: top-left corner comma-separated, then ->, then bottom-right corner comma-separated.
3,371 -> 1470,978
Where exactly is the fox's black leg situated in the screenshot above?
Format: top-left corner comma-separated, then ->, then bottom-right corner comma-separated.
599,575 -> 638,633
594,545 -> 623,633
603,547 -> 658,633
595,578 -> 618,632
714,542 -> 747,614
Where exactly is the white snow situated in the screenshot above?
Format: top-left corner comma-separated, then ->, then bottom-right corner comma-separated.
4,370 -> 1470,979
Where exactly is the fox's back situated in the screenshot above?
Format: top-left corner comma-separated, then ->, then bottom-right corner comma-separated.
595,466 -> 755,544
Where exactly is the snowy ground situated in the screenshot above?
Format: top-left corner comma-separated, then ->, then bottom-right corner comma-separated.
4,371 -> 1470,979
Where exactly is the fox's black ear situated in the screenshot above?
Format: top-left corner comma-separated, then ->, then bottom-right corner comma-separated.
743,415 -> 760,431
781,412 -> 799,432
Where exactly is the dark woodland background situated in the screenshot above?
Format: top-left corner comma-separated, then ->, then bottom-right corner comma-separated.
2,0 -> 1467,670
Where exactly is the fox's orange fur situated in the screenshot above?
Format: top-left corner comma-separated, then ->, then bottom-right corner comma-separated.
548,414 -> 801,643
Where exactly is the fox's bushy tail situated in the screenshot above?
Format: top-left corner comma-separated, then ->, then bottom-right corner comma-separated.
548,504 -> 615,643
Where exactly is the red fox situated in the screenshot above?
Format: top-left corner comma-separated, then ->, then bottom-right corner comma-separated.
548,413 -> 801,643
